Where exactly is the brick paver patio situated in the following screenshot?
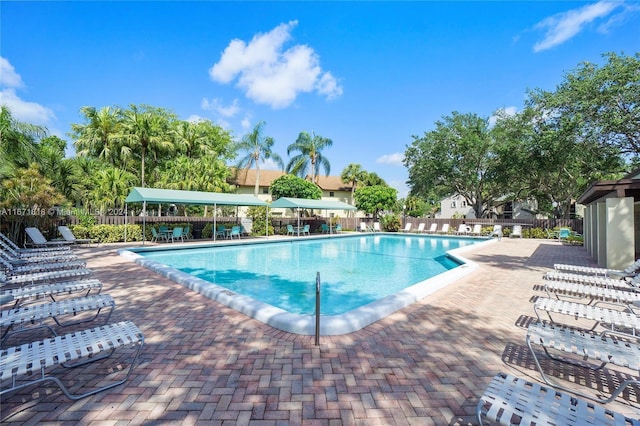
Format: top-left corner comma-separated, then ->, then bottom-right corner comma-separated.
1,237 -> 638,424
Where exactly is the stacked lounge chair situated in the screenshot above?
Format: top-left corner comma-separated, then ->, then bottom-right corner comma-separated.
0,233 -> 73,257
544,271 -> 640,290
0,256 -> 86,275
477,372 -> 639,425
554,259 -> 640,279
478,260 -> 640,424
0,231 -> 144,401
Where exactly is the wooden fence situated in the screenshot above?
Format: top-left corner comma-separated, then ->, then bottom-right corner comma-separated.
63,215 -> 583,236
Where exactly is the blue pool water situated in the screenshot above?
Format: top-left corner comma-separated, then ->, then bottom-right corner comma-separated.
136,235 -> 476,315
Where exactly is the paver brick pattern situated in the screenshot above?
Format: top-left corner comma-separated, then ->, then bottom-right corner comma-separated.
1,238 -> 638,424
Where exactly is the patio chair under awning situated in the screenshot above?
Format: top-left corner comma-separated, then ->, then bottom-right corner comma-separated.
124,187 -> 268,242
269,197 -> 356,235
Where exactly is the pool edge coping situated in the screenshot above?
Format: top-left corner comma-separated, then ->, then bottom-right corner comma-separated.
117,235 -> 496,335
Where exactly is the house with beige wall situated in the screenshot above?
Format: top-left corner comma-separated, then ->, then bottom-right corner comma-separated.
228,169 -> 360,218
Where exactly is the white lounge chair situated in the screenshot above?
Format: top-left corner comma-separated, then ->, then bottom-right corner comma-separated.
509,225 -> 523,238
526,322 -> 640,403
0,279 -> 103,307
470,224 -> 483,236
373,222 -> 381,232
401,223 -> 412,233
0,256 -> 86,275
554,259 -> 640,279
540,281 -> 640,305
476,372 -> 640,426
425,223 -> 438,234
437,223 -> 450,234
415,223 -> 425,233
533,297 -> 640,336
1,294 -> 115,347
0,321 -> 144,400
359,222 -> 369,232
489,225 -> 502,239
0,247 -> 78,264
544,271 -> 640,291
25,227 -> 74,248
1,268 -> 93,286
0,233 -> 72,257
454,224 -> 468,235
58,226 -> 96,245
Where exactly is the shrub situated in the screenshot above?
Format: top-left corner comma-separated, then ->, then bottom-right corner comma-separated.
523,227 -> 547,239
70,224 -> 144,243
247,206 -> 274,236
381,214 -> 401,232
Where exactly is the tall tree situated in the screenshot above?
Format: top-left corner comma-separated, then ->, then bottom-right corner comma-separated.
121,105 -> 175,187
404,112 -> 499,218
71,106 -> 124,165
236,121 -> 284,196
285,131 -> 332,184
340,163 -> 365,206
89,166 -> 137,215
354,185 -> 397,220
492,105 -> 623,218
270,174 -> 322,200
0,106 -> 47,179
531,52 -> 639,158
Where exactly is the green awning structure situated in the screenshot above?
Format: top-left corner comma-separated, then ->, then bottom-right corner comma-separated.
270,197 -> 356,211
270,197 -> 356,236
125,187 -> 268,206
124,187 -> 268,243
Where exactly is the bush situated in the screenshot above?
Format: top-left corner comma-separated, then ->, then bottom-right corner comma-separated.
523,227 -> 547,239
381,214 -> 401,232
247,206 -> 275,236
70,224 -> 144,243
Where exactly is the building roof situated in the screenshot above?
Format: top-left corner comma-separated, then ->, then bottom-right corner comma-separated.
315,175 -> 353,191
229,169 -> 285,187
229,169 -> 353,191
577,167 -> 640,205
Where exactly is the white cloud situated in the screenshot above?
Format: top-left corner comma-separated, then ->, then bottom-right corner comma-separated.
261,158 -> 283,171
240,116 -> 252,131
376,152 -> 405,166
489,106 -> 518,127
0,88 -> 55,125
0,57 -> 55,126
533,1 -> 620,52
388,179 -> 409,199
0,57 -> 24,88
186,114 -> 207,123
209,21 -> 343,108
201,97 -> 241,118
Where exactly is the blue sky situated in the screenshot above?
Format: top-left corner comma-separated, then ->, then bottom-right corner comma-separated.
2,1 -> 639,197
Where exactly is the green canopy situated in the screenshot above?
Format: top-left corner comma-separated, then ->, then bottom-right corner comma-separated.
270,197 -> 356,236
124,187 -> 268,243
125,187 -> 267,206
270,197 -> 356,210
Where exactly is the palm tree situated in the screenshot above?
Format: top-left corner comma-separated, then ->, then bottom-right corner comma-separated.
340,163 -> 365,207
121,105 -> 174,187
72,106 -> 124,165
89,166 -> 136,215
285,131 -> 332,184
0,106 -> 47,179
236,121 -> 284,196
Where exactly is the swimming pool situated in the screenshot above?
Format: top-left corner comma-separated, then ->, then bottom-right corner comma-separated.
120,234 -> 491,335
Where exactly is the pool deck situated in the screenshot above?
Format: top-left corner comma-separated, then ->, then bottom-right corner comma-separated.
2,236 -> 638,424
